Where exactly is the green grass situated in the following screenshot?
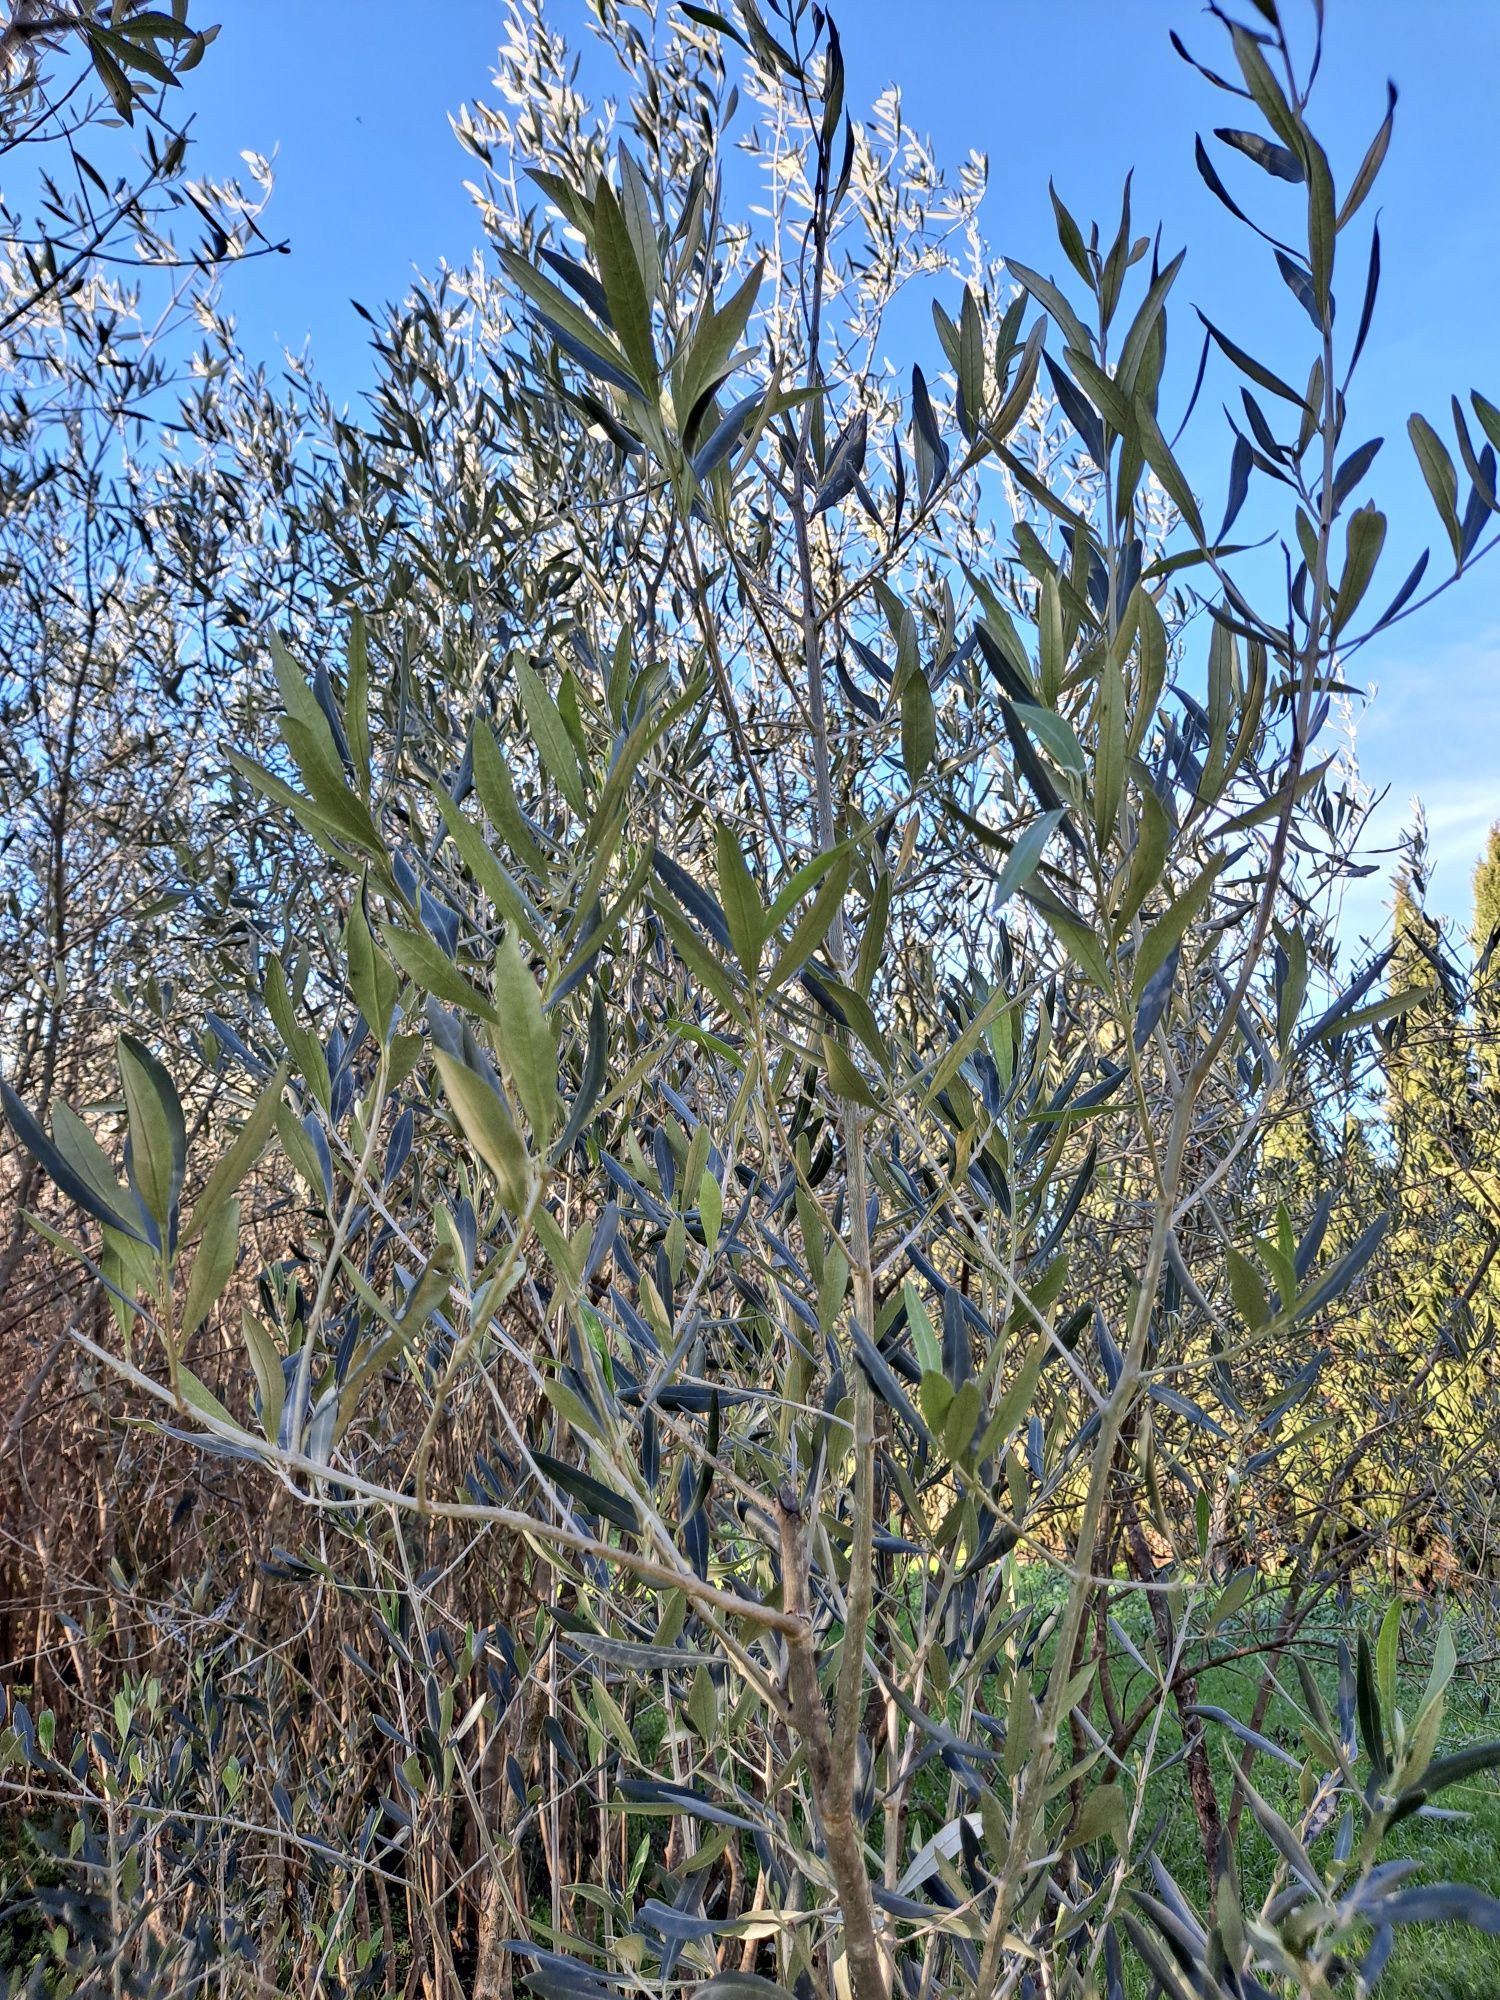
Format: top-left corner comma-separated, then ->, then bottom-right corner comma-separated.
1113,1594 -> 1500,1998
894,1566 -> 1500,1991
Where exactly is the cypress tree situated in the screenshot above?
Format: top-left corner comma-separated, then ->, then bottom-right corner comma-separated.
1471,820 -> 1500,1098
1380,835 -> 1495,1564
1471,820 -> 1500,957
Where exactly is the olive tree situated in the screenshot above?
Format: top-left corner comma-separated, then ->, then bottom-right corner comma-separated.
8,4 -> 1500,1997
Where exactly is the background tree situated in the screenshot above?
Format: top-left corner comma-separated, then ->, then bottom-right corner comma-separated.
0,0 -> 279,1294
1471,820 -> 1500,1105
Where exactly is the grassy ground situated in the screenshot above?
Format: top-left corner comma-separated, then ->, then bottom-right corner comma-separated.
1109,1592 -> 1500,1998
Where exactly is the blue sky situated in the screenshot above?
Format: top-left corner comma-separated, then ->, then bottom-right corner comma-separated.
180,0 -> 1498,950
